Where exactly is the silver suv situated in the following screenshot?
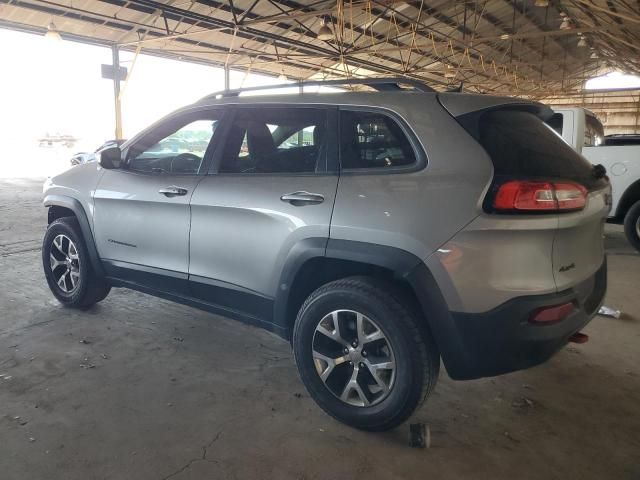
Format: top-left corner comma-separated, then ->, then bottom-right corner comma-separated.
42,78 -> 610,431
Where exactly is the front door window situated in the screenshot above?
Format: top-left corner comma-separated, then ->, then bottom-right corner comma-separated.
128,114 -> 221,174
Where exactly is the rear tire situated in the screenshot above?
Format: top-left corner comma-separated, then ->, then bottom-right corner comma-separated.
623,200 -> 640,253
42,217 -> 111,308
292,277 -> 439,431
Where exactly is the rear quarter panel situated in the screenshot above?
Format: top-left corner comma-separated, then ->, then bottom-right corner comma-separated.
330,94 -> 492,261
426,215 -> 558,313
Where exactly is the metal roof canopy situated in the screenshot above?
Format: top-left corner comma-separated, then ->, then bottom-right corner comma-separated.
1,0 -> 639,98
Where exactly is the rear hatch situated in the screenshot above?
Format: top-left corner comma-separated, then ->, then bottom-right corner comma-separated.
439,94 -> 610,295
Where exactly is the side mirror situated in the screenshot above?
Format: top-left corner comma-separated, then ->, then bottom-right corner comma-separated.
97,146 -> 123,169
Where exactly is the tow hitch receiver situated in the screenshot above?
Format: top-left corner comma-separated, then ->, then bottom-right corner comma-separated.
568,332 -> 589,344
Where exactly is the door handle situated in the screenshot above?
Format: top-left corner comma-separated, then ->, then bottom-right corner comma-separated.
280,191 -> 325,206
159,186 -> 188,197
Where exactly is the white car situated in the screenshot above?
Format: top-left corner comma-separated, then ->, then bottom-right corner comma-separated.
550,107 -> 640,251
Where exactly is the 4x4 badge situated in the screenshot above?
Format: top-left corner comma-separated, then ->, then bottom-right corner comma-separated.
559,263 -> 576,272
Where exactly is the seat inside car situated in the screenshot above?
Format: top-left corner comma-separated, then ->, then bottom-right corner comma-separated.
246,121 -> 278,163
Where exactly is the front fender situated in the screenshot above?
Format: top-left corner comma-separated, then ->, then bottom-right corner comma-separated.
43,194 -> 105,277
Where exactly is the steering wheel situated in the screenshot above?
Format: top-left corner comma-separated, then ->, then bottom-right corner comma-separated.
170,152 -> 202,173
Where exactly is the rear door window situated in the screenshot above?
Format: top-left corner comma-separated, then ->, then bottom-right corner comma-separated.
218,107 -> 326,174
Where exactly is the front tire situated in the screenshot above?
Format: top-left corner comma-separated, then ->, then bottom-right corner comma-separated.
624,200 -> 640,253
292,277 -> 439,431
42,217 -> 111,308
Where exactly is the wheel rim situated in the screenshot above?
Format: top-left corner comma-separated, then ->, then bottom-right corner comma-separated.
312,310 -> 396,407
49,234 -> 80,293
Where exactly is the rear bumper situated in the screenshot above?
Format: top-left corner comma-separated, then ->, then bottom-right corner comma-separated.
410,259 -> 607,380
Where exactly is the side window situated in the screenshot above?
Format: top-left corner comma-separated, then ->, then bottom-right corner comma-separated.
340,110 -> 416,169
219,108 -> 326,174
128,113 -> 221,174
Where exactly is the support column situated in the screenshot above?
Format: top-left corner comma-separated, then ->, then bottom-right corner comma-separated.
112,45 -> 123,140
224,65 -> 230,91
297,82 -> 304,145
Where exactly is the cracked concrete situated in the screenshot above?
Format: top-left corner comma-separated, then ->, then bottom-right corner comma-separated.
0,178 -> 639,480
161,429 -> 224,480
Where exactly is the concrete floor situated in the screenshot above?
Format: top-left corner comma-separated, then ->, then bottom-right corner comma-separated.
1,177 -> 639,480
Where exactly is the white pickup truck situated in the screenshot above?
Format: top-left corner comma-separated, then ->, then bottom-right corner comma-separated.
549,107 -> 640,252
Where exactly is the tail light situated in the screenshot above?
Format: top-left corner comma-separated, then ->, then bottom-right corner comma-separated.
493,180 -> 587,213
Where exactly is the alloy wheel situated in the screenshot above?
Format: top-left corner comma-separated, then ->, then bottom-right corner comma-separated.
312,309 -> 396,407
49,234 -> 81,293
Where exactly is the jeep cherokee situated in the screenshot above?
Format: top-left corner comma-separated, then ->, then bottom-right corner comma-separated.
42,78 -> 609,431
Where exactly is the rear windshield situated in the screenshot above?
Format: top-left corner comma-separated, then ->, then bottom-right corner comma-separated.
584,114 -> 604,147
604,136 -> 640,146
473,109 -> 604,189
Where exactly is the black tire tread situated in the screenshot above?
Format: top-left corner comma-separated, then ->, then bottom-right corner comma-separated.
44,217 -> 111,308
623,200 -> 640,253
293,276 -> 439,431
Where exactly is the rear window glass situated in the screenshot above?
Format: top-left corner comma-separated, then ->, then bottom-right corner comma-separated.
603,136 -> 640,146
584,114 -> 604,147
475,110 -> 603,188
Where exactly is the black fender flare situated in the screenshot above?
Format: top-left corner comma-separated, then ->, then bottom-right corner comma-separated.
274,239 -> 430,327
273,238 -> 472,377
43,194 -> 105,277
273,239 -> 424,328
323,240 -> 469,377
274,238 -> 446,328
273,237 -> 328,331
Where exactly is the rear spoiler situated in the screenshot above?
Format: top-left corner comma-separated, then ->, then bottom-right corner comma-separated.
437,93 -> 553,121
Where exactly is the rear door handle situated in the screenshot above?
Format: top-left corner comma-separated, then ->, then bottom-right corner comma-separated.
280,191 -> 325,206
159,186 -> 188,197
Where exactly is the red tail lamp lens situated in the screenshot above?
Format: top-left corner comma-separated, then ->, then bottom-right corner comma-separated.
530,302 -> 576,324
493,181 -> 587,212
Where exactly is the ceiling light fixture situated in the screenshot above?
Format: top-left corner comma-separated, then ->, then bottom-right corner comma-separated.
577,36 -> 587,47
45,21 -> 62,41
590,51 -> 599,59
534,0 -> 549,6
559,16 -> 572,30
317,18 -> 334,41
444,65 -> 456,79
277,72 -> 288,81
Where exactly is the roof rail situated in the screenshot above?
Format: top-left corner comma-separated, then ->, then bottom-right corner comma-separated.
199,77 -> 435,101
